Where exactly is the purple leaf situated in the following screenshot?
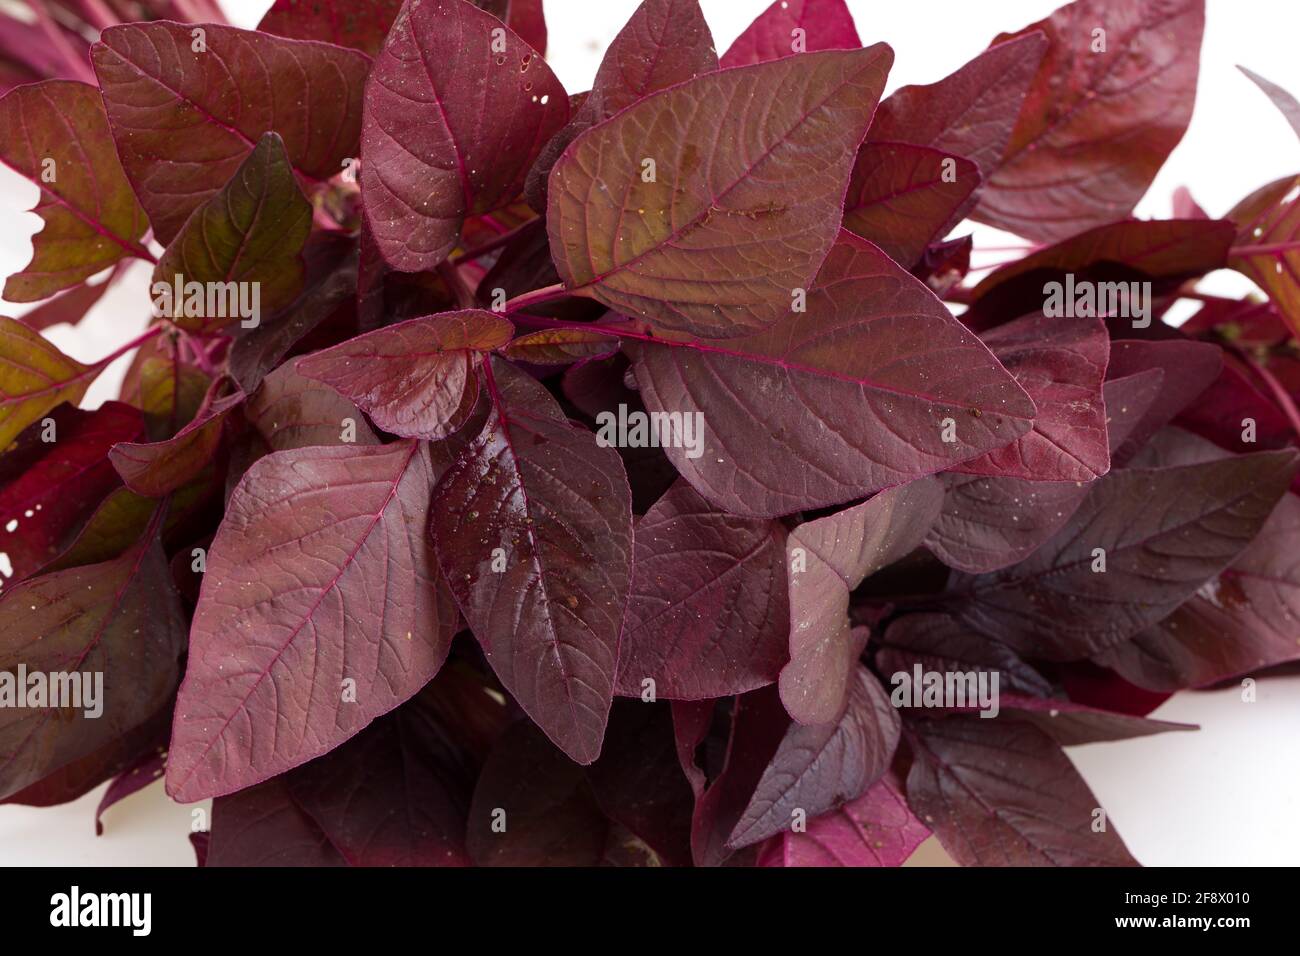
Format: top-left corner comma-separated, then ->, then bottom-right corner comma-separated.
0,509 -> 186,801
258,0 -> 404,55
297,310 -> 513,440
781,478 -> 943,725
430,358 -> 633,764
466,720 -> 609,865
524,0 -> 718,211
473,0 -> 549,55
843,142 -> 979,268
972,0 -> 1206,241
626,231 -> 1036,516
361,0 -> 569,272
1097,491 -> 1300,690
166,440 -> 458,802
757,773 -> 928,867
95,748 -> 165,836
989,695 -> 1196,746
952,451 -> 1300,660
247,363 -> 379,452
1238,66 -> 1300,141
1105,338 -> 1223,463
614,481 -> 789,701
109,388 -> 244,497
876,612 -> 1054,699
729,666 -> 899,849
92,21 -> 370,244
905,715 -> 1137,865
152,132 -> 313,331
548,47 -> 893,338
0,401 -> 143,584
866,33 -> 1047,183
720,0 -> 861,68
952,313 -> 1110,483
207,777 -> 346,867
0,81 -> 150,301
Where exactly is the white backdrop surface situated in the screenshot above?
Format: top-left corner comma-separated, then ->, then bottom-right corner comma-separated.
1,0 -> 1298,866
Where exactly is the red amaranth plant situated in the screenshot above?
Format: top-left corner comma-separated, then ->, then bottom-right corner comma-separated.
0,0 -> 1298,867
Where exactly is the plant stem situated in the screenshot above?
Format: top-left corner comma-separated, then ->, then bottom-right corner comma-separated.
90,323 -> 165,370
503,282 -> 570,314
1230,240 -> 1300,257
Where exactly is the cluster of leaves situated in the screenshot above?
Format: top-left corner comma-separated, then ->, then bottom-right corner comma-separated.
0,0 -> 1298,867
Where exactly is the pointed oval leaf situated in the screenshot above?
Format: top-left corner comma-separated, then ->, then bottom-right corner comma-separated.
730,666 -> 899,849
972,0 -> 1206,241
866,33 -> 1047,181
166,440 -> 458,802
843,142 -> 979,268
0,513 -> 185,800
524,0 -> 718,210
361,0 -> 569,272
431,358 -> 633,764
758,772 -> 928,867
905,716 -> 1137,865
0,316 -> 96,449
247,364 -> 379,452
109,389 -> 244,497
296,310 -> 513,440
720,0 -> 860,68
614,481 -> 789,700
780,478 -> 943,725
1238,66 -> 1300,141
153,133 -> 312,331
953,451 -> 1300,660
503,328 -> 619,365
626,232 -> 1035,516
92,21 -> 371,244
0,81 -> 150,301
548,46 -> 893,338
258,0 -> 404,55
952,313 -> 1110,483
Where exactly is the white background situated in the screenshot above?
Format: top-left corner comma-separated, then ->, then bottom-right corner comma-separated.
1,0 -> 1298,866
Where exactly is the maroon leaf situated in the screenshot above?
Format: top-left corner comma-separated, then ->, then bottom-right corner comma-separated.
626,231 -> 1035,516
0,508 -> 186,801
757,772 -> 928,867
152,132 -> 313,331
431,358 -> 633,764
952,451 -> 1300,660
503,328 -> 620,365
473,0 -> 548,55
781,478 -> 943,725
729,666 -> 899,849
988,695 -> 1195,746
876,613 -> 1054,699
207,777 -> 346,867
92,21 -> 371,244
586,701 -> 694,866
905,715 -> 1137,865
1238,66 -> 1300,141
720,0 -> 860,68
466,720 -> 608,866
952,313 -> 1110,482
524,0 -> 718,211
964,219 -> 1235,332
843,143 -> 979,268
548,47 -> 893,338
866,33 -> 1047,183
18,264 -> 124,334
258,0 -> 404,55
246,364 -> 379,452
95,748 -> 165,836
614,481 -> 788,701
166,440 -> 458,802
109,388 -> 244,497
361,0 -> 569,272
296,310 -> 513,440
926,370 -> 1163,574
0,401 -> 143,585
0,80 -> 151,301
1097,491 -> 1300,690
1105,338 -> 1223,463
279,685 -> 479,866
971,0 -> 1205,242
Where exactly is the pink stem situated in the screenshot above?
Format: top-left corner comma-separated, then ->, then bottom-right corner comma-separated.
503,282 -> 570,314
90,323 -> 165,370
